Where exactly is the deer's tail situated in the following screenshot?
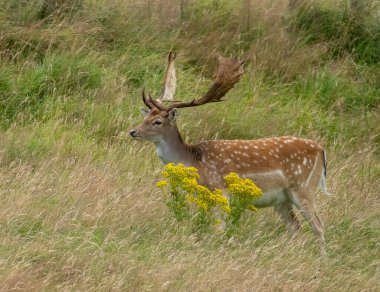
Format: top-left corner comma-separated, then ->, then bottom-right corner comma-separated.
319,149 -> 331,196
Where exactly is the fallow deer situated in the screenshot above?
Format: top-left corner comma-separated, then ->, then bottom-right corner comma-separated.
129,52 -> 330,253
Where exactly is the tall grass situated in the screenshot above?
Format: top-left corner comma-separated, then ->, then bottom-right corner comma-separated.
291,0 -> 380,64
0,0 -> 379,290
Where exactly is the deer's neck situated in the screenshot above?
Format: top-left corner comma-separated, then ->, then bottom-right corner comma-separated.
155,125 -> 201,166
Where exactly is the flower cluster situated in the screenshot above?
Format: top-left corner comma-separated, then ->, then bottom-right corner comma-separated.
157,163 -> 262,231
157,163 -> 230,214
224,173 -> 263,212
184,184 -> 231,214
160,163 -> 200,182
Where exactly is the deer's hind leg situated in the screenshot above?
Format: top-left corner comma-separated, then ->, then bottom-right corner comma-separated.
287,188 -> 326,255
274,202 -> 301,238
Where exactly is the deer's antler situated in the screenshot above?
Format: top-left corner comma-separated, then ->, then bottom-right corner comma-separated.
158,51 -> 177,102
142,89 -> 166,111
144,52 -> 245,111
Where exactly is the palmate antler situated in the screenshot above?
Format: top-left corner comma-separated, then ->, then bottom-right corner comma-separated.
142,52 -> 245,112
158,51 -> 176,103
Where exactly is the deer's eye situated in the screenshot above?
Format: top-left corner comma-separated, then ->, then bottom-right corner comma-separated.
153,120 -> 162,126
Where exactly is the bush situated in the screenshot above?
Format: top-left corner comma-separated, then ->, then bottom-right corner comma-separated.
291,4 -> 380,64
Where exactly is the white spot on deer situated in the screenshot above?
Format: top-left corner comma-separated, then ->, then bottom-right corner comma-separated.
254,146 -> 258,149
263,156 -> 267,160
236,165 -> 241,169
306,156 -> 318,186
303,157 -> 307,165
298,165 -> 302,174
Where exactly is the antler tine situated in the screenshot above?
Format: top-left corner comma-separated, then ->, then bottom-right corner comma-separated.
142,89 -> 168,111
165,53 -> 244,111
142,89 -> 152,109
148,93 -> 168,111
142,89 -> 155,109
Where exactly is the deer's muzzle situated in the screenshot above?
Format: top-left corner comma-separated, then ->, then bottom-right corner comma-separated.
129,129 -> 138,137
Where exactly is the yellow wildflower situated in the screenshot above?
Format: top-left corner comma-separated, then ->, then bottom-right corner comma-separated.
224,173 -> 263,200
156,181 -> 168,188
157,163 -> 231,215
157,165 -> 264,229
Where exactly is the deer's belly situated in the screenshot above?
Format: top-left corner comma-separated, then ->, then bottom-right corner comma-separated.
241,170 -> 289,192
243,171 -> 289,208
253,190 -> 288,208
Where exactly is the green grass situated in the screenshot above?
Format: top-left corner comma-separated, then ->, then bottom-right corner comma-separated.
291,1 -> 380,64
0,0 -> 379,290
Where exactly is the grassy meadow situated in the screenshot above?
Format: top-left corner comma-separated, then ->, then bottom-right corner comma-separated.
0,0 -> 379,290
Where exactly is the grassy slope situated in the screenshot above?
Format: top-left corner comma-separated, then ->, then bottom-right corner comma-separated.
0,0 -> 379,290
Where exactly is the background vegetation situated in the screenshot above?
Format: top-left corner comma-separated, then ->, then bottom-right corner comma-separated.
0,0 -> 379,290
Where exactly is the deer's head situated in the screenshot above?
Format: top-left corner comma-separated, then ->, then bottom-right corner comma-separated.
129,51 -> 244,142
129,106 -> 178,142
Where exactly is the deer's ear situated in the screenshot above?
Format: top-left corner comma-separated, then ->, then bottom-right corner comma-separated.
140,108 -> 149,117
168,108 -> 178,125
